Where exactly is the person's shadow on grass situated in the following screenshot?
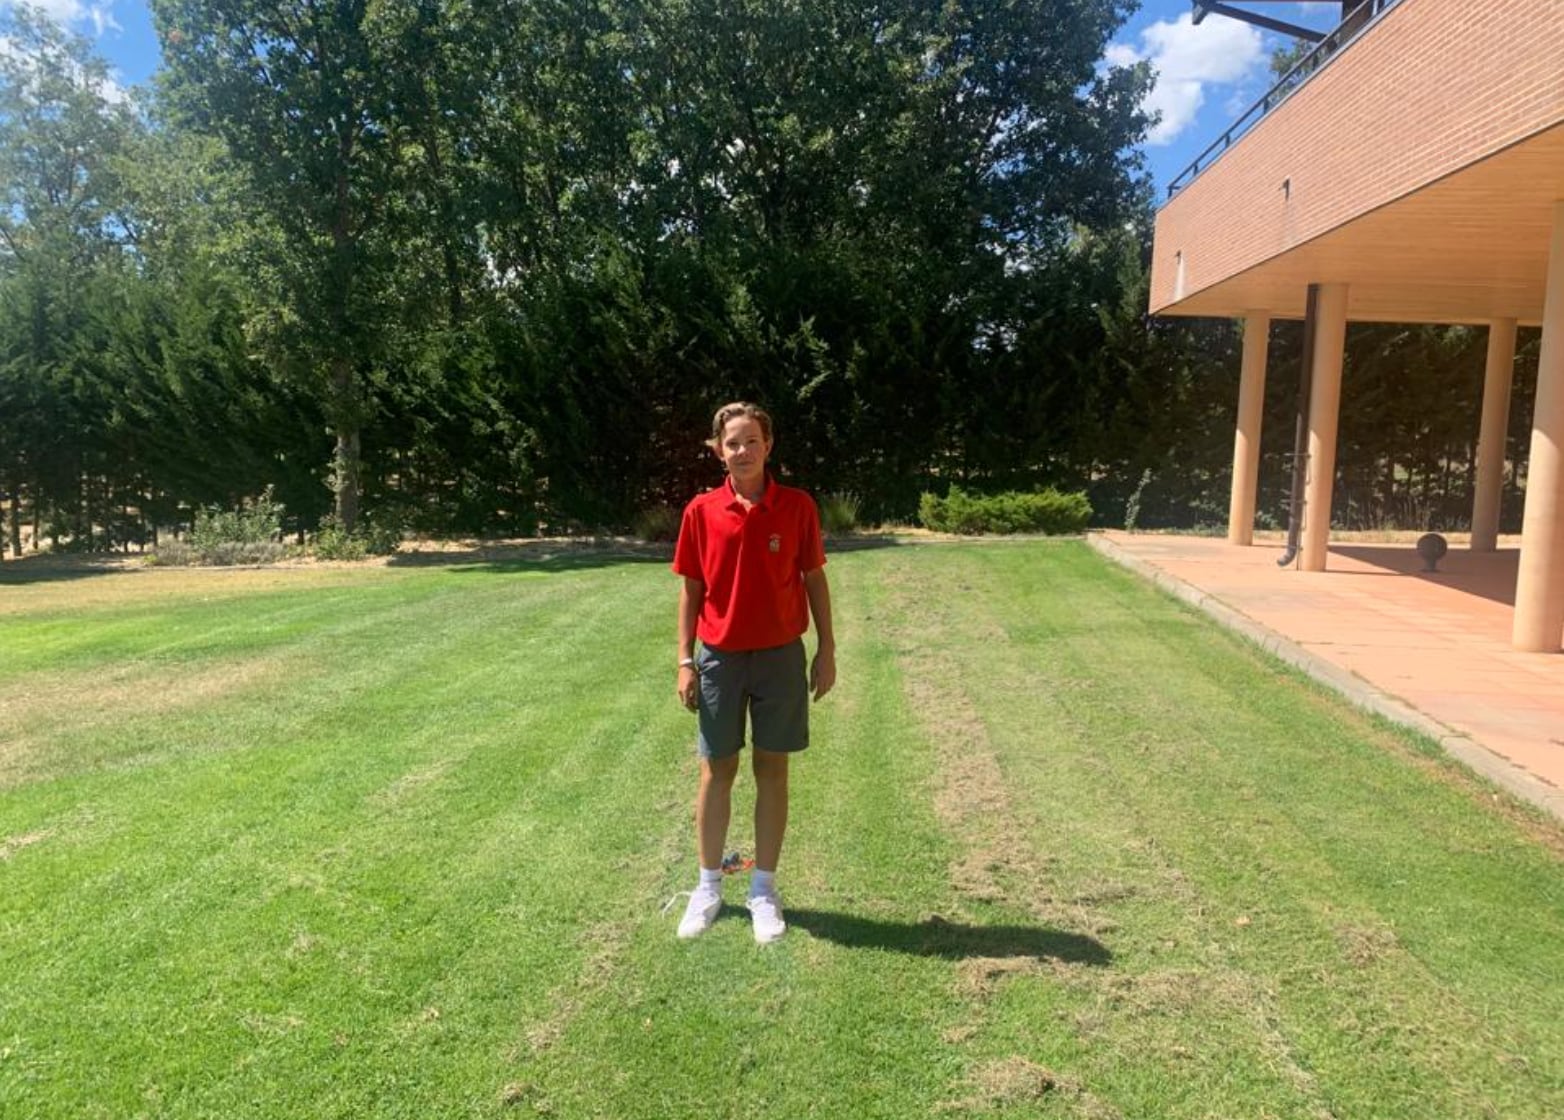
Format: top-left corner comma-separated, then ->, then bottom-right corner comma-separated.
781,909 -> 1111,966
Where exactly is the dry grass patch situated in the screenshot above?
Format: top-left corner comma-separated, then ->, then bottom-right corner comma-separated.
366,758 -> 459,808
953,955 -> 1048,1000
0,559 -> 375,616
512,809 -> 687,1062
0,655 -> 296,788
1077,966 -> 1342,1115
941,1056 -> 1113,1115
1334,921 -> 1401,968
899,653 -> 1118,941
0,828 -> 51,860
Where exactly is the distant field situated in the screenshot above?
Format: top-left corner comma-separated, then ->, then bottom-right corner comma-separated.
2,541 -> 1561,1118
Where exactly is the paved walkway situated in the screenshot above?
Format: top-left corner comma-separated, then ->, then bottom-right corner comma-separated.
1090,531 -> 1564,821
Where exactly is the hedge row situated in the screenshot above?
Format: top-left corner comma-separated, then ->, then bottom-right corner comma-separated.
918,487 -> 1091,535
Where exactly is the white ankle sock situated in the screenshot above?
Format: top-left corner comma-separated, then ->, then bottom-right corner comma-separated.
750,869 -> 776,897
698,867 -> 722,890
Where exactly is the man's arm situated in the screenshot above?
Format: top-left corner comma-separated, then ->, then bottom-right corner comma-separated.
677,576 -> 703,710
803,567 -> 835,702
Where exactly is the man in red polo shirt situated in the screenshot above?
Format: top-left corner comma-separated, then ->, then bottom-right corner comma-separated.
672,401 -> 835,944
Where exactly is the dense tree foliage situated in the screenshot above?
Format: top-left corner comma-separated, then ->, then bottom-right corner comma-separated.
0,2 -> 1534,550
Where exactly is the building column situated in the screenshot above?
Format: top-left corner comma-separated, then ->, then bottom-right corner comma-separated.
1513,202 -> 1564,652
1471,318 -> 1517,552
1228,311 -> 1271,545
1301,284 -> 1349,571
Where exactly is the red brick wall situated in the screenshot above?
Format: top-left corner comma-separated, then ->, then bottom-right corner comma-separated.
1150,0 -> 1564,313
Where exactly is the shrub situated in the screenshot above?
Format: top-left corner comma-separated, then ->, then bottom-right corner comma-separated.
360,519 -> 403,556
310,514 -> 402,561
205,540 -> 288,565
918,486 -> 1091,536
189,487 -> 284,552
632,505 -> 680,543
819,492 -> 860,535
153,488 -> 288,565
312,522 -> 367,561
145,538 -> 196,567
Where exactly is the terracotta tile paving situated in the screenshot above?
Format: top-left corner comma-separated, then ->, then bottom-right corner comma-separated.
1096,531 -> 1564,797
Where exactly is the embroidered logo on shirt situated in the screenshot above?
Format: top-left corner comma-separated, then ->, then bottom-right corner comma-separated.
769,533 -> 781,553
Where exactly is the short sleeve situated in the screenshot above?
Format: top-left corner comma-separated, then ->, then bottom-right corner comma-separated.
798,494 -> 826,572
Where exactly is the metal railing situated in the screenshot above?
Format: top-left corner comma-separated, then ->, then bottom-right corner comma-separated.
1164,0 -> 1407,199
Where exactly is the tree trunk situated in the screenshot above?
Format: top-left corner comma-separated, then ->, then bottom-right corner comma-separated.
81,472 -> 92,551
7,482 -> 19,558
334,428 -> 361,532
329,128 -> 360,534
333,355 -> 361,534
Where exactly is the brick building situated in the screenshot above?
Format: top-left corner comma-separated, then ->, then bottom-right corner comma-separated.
1150,0 -> 1564,650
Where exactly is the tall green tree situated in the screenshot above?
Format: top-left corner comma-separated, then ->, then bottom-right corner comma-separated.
152,0 -> 430,531
0,4 -> 139,553
97,117 -> 313,530
505,0 -> 1156,521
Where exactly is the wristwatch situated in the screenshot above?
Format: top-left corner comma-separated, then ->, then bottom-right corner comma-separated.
678,657 -> 697,670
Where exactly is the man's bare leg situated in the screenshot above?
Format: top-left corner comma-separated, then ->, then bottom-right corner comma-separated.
678,754 -> 741,939
751,748 -> 789,873
747,748 -> 789,942
697,754 -> 741,869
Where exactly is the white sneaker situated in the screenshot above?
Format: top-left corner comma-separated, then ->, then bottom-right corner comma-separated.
747,891 -> 786,944
676,885 -> 722,939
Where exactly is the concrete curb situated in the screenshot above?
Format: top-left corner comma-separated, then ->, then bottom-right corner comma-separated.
1087,532 -> 1564,824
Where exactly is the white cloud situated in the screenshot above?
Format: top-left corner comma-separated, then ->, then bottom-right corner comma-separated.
1106,13 -> 1267,146
97,65 -> 126,103
0,25 -> 127,105
1103,42 -> 1140,69
3,1 -> 120,37
88,4 -> 120,36
0,2 -> 125,101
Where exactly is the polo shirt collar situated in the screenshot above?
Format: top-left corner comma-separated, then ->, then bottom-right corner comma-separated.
725,472 -> 774,511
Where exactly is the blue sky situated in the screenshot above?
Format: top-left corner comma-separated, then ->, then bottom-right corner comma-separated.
10,0 -> 1341,201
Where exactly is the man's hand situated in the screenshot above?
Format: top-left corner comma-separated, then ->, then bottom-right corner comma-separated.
677,665 -> 699,711
810,647 -> 836,702
802,567 -> 834,703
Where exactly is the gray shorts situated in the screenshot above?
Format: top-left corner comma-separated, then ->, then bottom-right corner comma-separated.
695,639 -> 809,759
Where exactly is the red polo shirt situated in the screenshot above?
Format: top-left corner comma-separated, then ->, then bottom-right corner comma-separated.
673,475 -> 827,651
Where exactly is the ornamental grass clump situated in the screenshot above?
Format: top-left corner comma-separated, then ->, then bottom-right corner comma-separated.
819,492 -> 860,535
632,505 -> 680,543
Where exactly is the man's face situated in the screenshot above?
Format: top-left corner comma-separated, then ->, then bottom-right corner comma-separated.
716,416 -> 771,488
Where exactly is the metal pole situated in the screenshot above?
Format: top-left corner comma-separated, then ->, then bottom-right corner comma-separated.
1278,284 -> 1320,568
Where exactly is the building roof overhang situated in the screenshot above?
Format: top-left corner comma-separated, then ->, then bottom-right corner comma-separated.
1154,123 -> 1564,325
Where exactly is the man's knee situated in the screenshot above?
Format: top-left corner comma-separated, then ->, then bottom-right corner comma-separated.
751,748 -> 789,783
702,754 -> 741,787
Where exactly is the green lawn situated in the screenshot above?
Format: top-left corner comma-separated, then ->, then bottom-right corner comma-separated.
2,541 -> 1561,1119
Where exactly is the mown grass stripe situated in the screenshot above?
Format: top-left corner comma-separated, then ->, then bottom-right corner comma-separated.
1,543 -> 1560,1118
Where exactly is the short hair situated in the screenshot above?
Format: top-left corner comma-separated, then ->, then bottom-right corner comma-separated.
707,401 -> 773,450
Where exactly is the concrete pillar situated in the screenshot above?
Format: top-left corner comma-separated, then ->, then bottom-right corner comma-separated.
1471,318 -> 1517,552
1513,202 -> 1564,652
1301,284 -> 1349,571
1228,312 -> 1271,546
